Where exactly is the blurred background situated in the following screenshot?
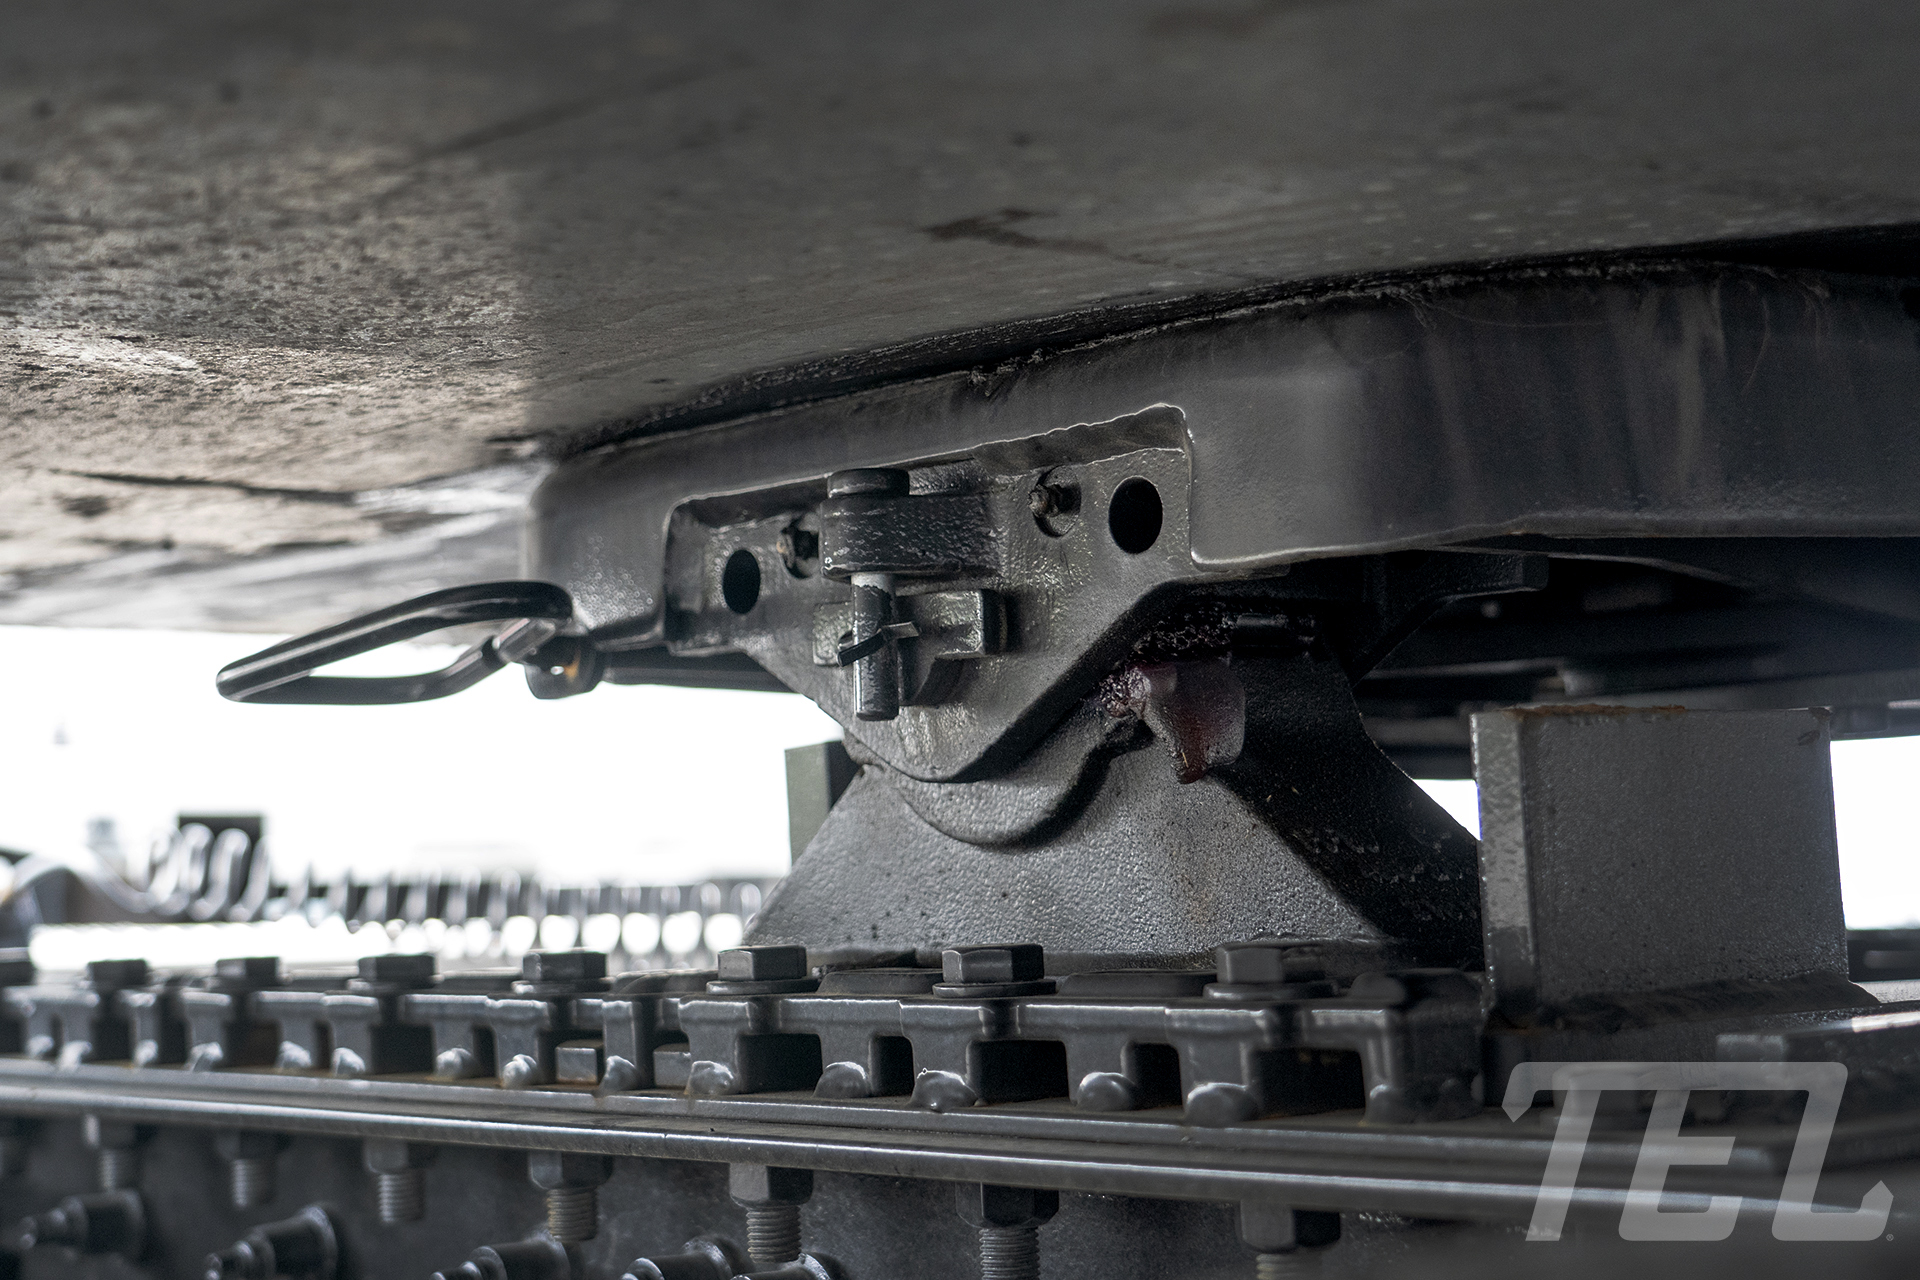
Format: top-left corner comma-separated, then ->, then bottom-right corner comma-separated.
2,623 -> 1914,974
0,625 -> 839,973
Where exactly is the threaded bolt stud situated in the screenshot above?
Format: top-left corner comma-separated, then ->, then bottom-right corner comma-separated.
545,1186 -> 598,1244
97,1146 -> 139,1192
1254,1251 -> 1320,1280
376,1169 -> 426,1225
229,1156 -> 275,1210
745,1203 -> 802,1269
979,1224 -> 1040,1280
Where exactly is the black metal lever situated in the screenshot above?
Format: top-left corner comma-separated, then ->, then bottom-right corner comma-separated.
216,581 -> 577,705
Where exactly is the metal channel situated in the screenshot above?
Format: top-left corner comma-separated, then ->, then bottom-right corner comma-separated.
0,1060 -> 1907,1224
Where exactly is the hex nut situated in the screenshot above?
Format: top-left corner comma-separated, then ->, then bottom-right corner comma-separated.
213,1130 -> 284,1160
83,1117 -> 139,1150
357,954 -> 436,984
716,946 -> 809,983
1215,939 -> 1323,986
941,944 -> 1045,985
364,1139 -> 436,1173
955,1184 -> 1059,1229
527,1151 -> 613,1191
1237,1202 -> 1340,1252
521,950 -> 608,984
728,1164 -> 813,1206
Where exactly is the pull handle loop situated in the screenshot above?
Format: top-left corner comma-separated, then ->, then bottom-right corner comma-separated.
216,581 -> 577,705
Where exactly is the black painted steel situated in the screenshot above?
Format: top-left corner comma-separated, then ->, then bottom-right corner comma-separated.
214,582 -> 575,705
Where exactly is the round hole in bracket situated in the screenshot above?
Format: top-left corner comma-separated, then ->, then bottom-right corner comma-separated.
722,548 -> 762,613
1107,478 -> 1163,554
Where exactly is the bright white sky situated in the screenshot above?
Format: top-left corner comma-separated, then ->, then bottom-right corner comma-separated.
2,625 -> 1917,926
0,625 -> 839,886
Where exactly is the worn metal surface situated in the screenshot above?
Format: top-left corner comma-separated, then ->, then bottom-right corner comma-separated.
752,752 -> 1377,968
532,265 -> 1920,654
750,655 -> 1481,968
12,1 -> 1920,622
1473,706 -> 1850,1024
0,1056 -> 1909,1222
5,1054 -> 1920,1280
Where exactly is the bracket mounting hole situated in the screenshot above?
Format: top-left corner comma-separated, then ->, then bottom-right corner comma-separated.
722,548 -> 762,614
1107,478 -> 1163,554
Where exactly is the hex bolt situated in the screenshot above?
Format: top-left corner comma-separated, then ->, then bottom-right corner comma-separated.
14,1189 -> 145,1258
1237,1201 -> 1339,1280
85,1115 -> 143,1191
730,1164 -> 813,1269
956,1184 -> 1057,1280
1027,475 -> 1079,534
1028,481 -> 1074,520
732,1259 -> 836,1280
214,1130 -> 286,1210
715,945 -> 808,983
1215,939 -> 1326,987
214,955 -> 279,986
87,958 -> 151,989
204,1204 -> 337,1280
356,953 -> 437,986
941,944 -> 1045,986
621,1235 -> 747,1280
364,1138 -> 435,1225
775,521 -> 819,576
520,949 -> 608,987
528,1151 -> 612,1244
432,1238 -> 571,1280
